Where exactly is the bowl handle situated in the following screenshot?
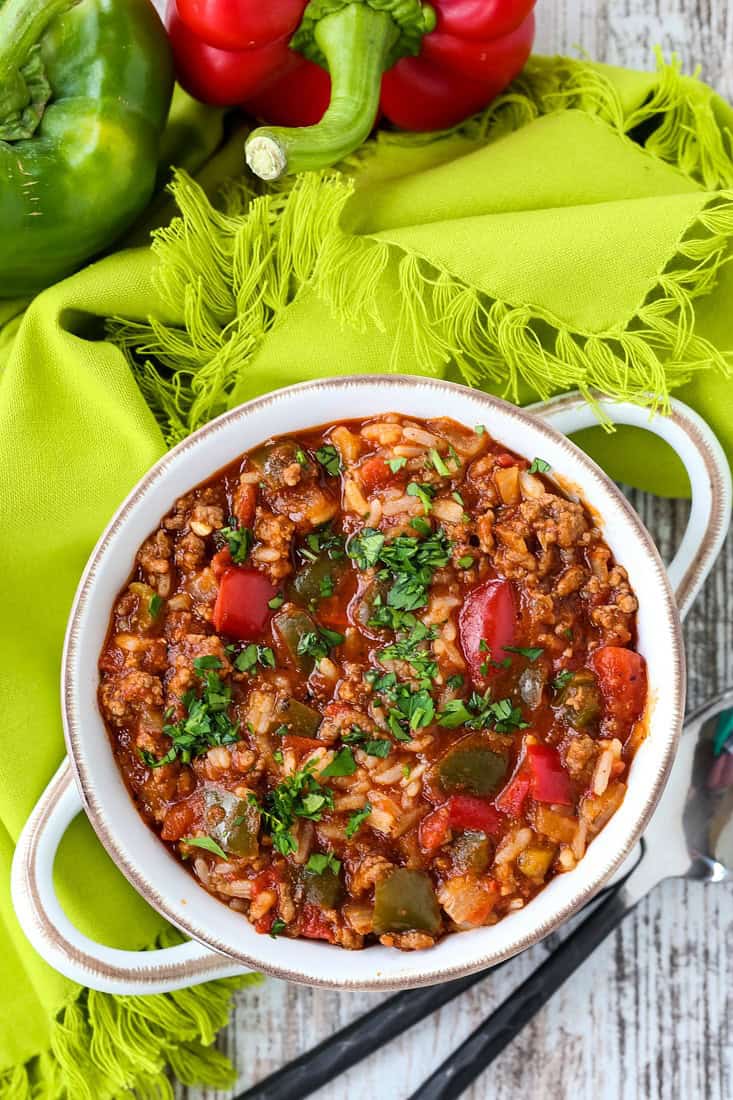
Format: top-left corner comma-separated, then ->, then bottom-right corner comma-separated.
11,758 -> 248,994
529,394 -> 731,620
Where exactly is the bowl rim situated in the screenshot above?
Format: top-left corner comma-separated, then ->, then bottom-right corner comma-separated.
61,374 -> 684,989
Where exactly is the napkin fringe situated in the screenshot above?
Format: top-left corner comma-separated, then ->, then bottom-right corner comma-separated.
110,159 -> 733,443
0,961 -> 259,1100
357,52 -> 733,192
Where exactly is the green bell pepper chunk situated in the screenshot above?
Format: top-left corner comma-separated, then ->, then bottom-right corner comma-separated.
0,0 -> 173,297
273,607 -> 319,674
276,698 -> 321,738
203,787 -> 260,858
437,735 -> 508,797
373,868 -> 441,935
557,669 -> 602,729
303,867 -> 343,910
289,554 -> 348,607
452,829 -> 492,874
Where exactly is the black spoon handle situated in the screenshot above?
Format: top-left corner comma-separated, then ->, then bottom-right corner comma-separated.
235,962 -> 509,1100
408,883 -> 636,1100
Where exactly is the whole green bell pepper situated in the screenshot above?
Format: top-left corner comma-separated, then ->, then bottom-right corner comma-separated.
0,0 -> 173,297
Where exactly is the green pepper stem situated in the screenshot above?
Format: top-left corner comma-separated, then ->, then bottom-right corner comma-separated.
245,4 -> 398,180
0,0 -> 76,81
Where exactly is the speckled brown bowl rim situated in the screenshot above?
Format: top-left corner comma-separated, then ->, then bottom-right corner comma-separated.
58,376 -> 701,990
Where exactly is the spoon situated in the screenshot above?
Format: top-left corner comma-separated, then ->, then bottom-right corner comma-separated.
409,689 -> 733,1100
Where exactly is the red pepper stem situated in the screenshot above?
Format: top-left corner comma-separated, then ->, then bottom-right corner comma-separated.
0,0 -> 76,80
245,3 -> 398,180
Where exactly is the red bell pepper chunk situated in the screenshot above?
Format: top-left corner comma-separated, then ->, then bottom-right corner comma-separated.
213,567 -> 277,639
493,770 -> 531,817
419,795 -> 505,853
495,742 -> 572,813
458,578 -> 517,687
525,743 -> 572,805
167,0 -> 536,178
591,646 -> 647,727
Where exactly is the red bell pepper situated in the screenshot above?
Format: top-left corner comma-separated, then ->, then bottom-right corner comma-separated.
495,740 -> 572,815
166,0 -> 536,179
591,646 -> 647,727
419,794 -> 505,852
213,567 -> 277,639
458,577 -> 517,687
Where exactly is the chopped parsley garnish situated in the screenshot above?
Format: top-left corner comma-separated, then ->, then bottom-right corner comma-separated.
182,836 -> 228,860
295,447 -> 309,468
345,803 -> 372,838
378,622 -> 438,685
268,592 -> 285,609
320,746 -> 357,777
319,574 -> 334,599
300,525 -> 345,563
217,522 -> 253,564
270,919 -> 287,937
149,593 -> 163,619
366,670 -> 434,741
315,444 -> 342,476
553,669 -> 574,692
402,763 -> 411,779
504,645 -> 544,661
273,749 -> 284,764
528,457 -> 551,474
234,644 -> 276,673
452,490 -> 464,505
429,449 -> 450,477
142,657 -> 239,768
342,727 -> 391,757
406,481 -> 435,514
297,626 -> 345,662
306,852 -> 341,875
347,528 -> 385,570
258,763 -> 334,855
446,673 -> 464,691
457,555 -> 473,568
475,424 -> 486,435
438,692 -> 528,733
388,456 -> 408,473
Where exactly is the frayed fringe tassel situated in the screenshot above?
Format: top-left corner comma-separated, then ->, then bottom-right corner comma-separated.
0,939 -> 260,1100
108,57 -> 733,444
360,52 -> 733,190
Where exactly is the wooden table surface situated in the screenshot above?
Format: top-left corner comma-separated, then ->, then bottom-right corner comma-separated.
177,4 -> 733,1098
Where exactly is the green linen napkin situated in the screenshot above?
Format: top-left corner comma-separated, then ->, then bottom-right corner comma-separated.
1,53 -> 733,1100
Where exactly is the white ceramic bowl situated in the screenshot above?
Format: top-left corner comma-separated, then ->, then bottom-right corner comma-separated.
11,377 -> 731,994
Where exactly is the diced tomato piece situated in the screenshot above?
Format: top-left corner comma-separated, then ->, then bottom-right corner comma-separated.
161,801 -> 194,842
358,455 -> 396,493
494,769 -> 531,816
591,646 -> 647,727
495,452 -> 518,468
526,743 -> 572,805
211,547 -> 233,578
419,802 -> 453,853
250,868 -> 281,933
458,578 -> 517,685
234,481 -> 257,527
300,903 -> 336,943
282,734 -> 323,756
419,796 -> 505,853
213,567 -> 277,639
